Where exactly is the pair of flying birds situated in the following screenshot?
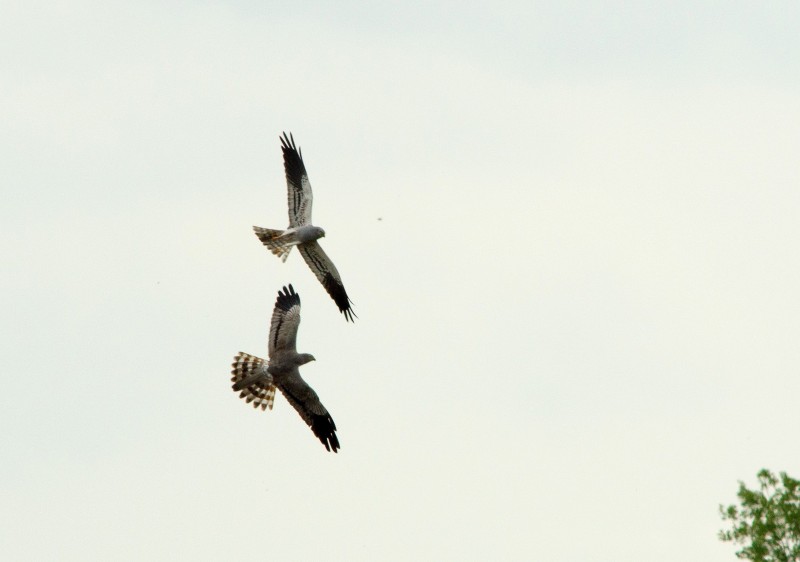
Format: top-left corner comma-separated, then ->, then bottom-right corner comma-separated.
230,133 -> 353,453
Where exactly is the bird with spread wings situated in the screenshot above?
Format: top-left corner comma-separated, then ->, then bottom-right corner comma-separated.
253,133 -> 356,322
230,284 -> 340,452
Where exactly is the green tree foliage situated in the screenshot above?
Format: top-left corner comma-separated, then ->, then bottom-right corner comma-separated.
719,469 -> 800,561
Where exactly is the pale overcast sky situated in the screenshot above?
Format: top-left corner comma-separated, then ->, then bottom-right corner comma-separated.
3,1 -> 800,561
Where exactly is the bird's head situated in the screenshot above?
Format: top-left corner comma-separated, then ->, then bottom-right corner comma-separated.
296,353 -> 316,366
318,227 -> 326,238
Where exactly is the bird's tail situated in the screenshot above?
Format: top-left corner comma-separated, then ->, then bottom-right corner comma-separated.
253,226 -> 293,262
231,352 -> 276,411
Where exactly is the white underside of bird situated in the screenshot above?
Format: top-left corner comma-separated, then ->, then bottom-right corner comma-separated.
253,224 -> 326,262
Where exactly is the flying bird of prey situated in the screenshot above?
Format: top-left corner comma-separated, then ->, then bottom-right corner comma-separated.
230,284 -> 340,453
253,132 -> 355,322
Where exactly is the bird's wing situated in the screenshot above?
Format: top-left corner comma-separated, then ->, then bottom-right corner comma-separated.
277,369 -> 340,453
298,242 -> 356,322
230,352 -> 276,411
280,132 -> 313,227
268,284 -> 301,356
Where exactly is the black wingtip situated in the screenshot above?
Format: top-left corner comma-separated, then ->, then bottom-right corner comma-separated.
275,284 -> 300,312
311,413 -> 340,453
280,131 -> 304,163
321,273 -> 356,322
342,306 -> 357,323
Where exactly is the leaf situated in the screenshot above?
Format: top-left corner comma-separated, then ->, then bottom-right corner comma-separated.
718,469 -> 800,562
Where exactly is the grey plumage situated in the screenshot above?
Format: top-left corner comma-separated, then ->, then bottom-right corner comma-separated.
230,284 -> 340,453
253,132 -> 356,322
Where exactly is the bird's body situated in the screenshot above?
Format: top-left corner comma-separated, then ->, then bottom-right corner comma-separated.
230,285 -> 340,453
253,133 -> 355,322
253,225 -> 325,261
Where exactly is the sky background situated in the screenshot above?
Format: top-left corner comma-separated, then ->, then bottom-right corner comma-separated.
3,1 -> 800,560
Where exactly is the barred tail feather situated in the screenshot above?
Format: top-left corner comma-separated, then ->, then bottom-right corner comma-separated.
253,226 -> 293,262
230,352 -> 276,411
